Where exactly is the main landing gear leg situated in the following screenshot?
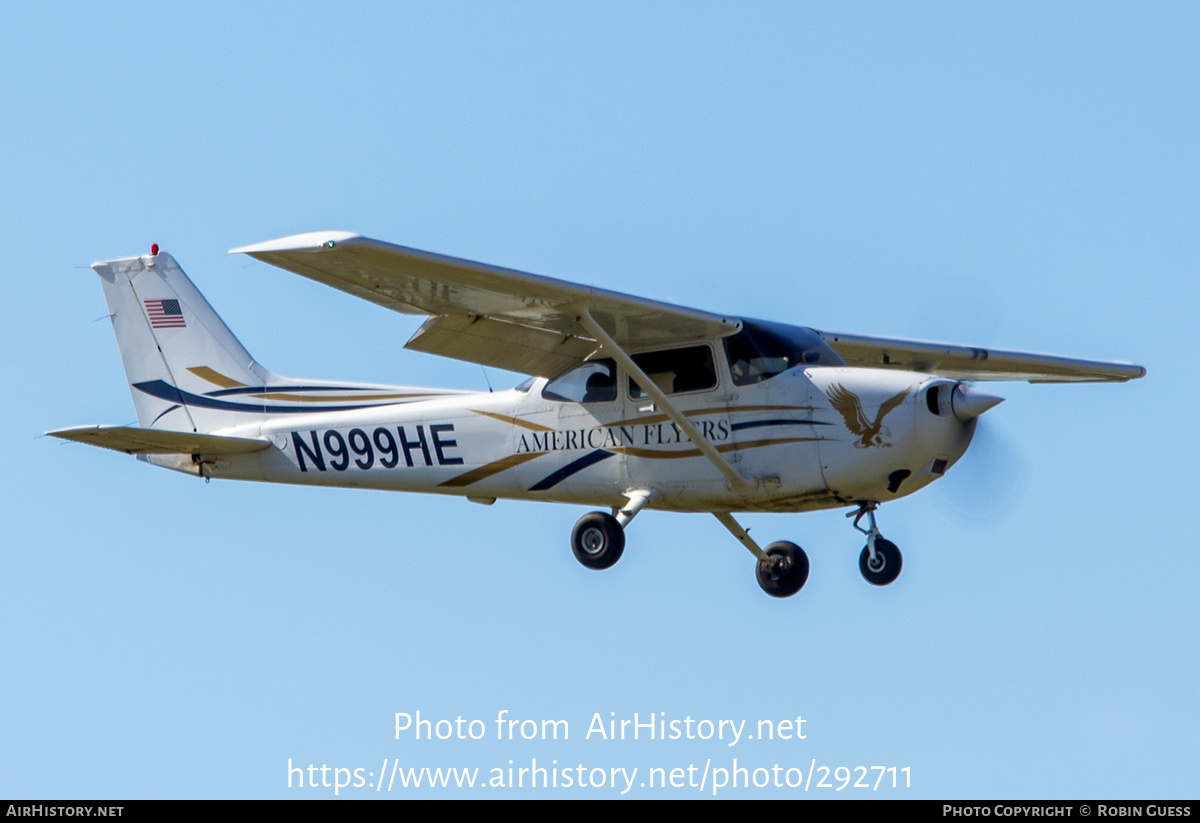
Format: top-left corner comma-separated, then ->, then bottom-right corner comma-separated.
570,489 -> 659,571
713,512 -> 810,598
849,503 -> 902,586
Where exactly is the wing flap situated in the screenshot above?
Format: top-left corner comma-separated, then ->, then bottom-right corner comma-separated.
231,232 -> 741,373
47,425 -> 272,455
405,314 -> 598,377
818,331 -> 1146,383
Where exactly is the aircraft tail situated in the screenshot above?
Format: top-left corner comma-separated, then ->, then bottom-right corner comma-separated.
92,247 -> 463,434
94,249 -> 274,432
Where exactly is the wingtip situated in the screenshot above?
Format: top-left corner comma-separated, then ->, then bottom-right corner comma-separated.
228,230 -> 362,256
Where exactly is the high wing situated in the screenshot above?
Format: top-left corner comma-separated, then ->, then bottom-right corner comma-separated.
816,330 -> 1146,383
230,232 -> 740,377
231,231 -> 1144,384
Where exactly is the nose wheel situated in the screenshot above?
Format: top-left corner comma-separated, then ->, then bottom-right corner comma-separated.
859,537 -> 902,585
850,503 -> 903,586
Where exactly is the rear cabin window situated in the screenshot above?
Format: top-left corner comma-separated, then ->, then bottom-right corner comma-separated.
627,345 -> 717,399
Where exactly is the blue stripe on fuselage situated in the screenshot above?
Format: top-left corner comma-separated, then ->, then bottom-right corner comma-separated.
133,380 -> 407,414
529,449 -> 615,491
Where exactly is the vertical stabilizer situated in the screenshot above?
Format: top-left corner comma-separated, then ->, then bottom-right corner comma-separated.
93,250 -> 271,432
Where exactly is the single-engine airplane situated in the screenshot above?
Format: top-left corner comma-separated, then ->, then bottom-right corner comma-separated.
49,233 -> 1145,597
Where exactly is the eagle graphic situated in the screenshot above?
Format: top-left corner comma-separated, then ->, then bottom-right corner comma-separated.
824,383 -> 910,448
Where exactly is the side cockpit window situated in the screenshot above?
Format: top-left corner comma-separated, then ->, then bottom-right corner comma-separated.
627,345 -> 717,399
542,358 -> 617,403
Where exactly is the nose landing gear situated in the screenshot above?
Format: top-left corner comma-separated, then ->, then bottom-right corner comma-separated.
849,503 -> 902,586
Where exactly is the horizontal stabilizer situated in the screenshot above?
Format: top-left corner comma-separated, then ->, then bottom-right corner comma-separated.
47,425 -> 271,455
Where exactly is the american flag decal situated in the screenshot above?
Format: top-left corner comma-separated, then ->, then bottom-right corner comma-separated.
145,298 -> 186,329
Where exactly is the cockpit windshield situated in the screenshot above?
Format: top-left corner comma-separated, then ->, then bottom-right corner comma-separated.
724,320 -> 845,386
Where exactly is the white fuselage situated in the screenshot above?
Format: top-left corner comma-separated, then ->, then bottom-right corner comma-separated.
167,364 -> 977,515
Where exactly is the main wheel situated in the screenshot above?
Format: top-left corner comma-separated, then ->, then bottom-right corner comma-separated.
755,541 -> 810,598
859,538 -> 902,586
571,512 -> 625,570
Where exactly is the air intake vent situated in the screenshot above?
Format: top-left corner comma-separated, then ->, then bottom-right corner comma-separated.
926,385 -> 941,415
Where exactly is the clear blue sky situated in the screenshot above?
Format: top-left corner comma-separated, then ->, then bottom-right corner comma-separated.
3,2 -> 1196,798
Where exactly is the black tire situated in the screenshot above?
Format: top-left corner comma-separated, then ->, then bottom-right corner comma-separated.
571,512 -> 625,570
859,538 -> 902,586
755,541 -> 810,598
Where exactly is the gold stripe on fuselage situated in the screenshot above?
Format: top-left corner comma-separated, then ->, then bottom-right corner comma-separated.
187,366 -> 246,388
468,409 -> 556,432
607,405 -> 817,428
438,451 -> 546,488
611,436 -> 824,460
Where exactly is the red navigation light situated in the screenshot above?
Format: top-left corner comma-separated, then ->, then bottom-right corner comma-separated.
151,243 -> 159,256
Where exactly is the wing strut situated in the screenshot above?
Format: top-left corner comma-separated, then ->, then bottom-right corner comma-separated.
712,512 -> 769,561
576,309 -> 752,494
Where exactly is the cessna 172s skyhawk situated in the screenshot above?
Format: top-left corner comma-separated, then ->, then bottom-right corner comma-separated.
49,232 -> 1145,597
